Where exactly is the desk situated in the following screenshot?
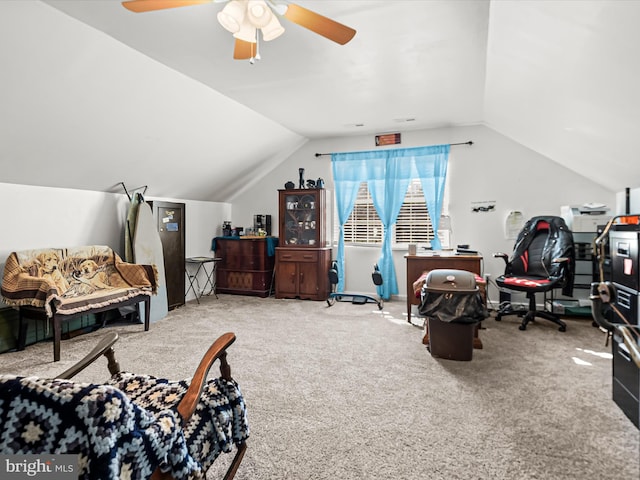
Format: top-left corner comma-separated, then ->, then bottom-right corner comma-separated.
185,257 -> 221,304
405,252 -> 483,323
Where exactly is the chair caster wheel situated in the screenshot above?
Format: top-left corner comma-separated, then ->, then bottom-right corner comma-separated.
559,325 -> 567,332
519,324 -> 527,331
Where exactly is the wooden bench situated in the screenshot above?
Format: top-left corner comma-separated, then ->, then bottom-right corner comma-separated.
2,245 -> 157,361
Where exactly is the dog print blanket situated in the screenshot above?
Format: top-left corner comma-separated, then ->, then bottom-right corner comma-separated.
1,245 -> 157,317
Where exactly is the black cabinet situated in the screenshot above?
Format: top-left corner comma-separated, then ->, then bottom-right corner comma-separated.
609,225 -> 640,428
610,229 -> 640,291
612,335 -> 639,428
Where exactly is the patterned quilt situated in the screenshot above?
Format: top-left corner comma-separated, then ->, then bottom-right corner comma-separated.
0,373 -> 250,480
1,245 -> 157,317
109,372 -> 250,476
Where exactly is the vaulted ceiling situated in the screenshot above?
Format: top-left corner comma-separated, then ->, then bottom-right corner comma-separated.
1,1 -> 639,202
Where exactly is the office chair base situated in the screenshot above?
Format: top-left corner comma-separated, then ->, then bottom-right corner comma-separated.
519,310 -> 567,332
495,303 -> 527,321
496,304 -> 567,332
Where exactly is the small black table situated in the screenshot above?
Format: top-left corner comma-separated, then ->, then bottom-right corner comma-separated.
185,257 -> 221,304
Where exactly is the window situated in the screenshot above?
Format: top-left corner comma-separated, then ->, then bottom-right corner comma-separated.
335,179 -> 441,246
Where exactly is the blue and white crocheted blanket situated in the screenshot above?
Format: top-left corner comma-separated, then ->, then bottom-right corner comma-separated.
0,374 -> 249,480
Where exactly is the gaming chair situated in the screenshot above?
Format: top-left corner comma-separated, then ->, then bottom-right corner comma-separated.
494,215 -> 575,331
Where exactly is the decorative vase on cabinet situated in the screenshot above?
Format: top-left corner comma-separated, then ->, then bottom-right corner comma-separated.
276,188 -> 331,300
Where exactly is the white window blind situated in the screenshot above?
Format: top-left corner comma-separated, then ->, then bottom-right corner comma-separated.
335,179 -> 436,245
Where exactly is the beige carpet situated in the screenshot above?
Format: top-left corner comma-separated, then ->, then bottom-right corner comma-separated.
1,294 -> 639,480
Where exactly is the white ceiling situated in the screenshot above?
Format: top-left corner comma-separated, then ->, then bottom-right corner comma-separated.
1,1 -> 639,201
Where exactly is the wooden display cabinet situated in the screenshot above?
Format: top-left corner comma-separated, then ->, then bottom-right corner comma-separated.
278,188 -> 326,247
276,188 -> 331,300
276,247 -> 331,300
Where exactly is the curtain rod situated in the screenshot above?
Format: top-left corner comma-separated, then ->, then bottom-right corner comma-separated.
314,141 -> 473,157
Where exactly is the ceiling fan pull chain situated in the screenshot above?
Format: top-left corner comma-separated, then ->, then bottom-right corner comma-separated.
251,31 -> 261,63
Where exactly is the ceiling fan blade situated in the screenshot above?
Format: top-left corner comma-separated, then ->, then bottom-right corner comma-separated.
233,39 -> 256,60
122,0 -> 213,13
283,3 -> 356,45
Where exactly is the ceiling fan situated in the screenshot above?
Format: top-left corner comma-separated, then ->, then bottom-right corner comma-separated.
121,0 -> 356,61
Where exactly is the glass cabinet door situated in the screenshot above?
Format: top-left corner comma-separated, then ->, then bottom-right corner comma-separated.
282,192 -> 319,246
279,188 -> 326,247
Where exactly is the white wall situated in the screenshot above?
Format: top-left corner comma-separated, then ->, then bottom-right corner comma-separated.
1,122 -> 621,309
232,124 -> 617,306
0,183 -> 231,305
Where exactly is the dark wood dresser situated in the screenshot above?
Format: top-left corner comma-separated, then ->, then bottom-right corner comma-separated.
213,237 -> 277,297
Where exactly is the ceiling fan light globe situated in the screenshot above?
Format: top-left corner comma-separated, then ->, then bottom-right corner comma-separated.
261,15 -> 284,41
217,13 -> 240,32
247,0 -> 272,28
217,0 -> 247,33
233,17 -> 258,43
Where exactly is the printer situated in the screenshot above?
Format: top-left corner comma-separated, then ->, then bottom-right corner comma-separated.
561,204 -> 611,232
